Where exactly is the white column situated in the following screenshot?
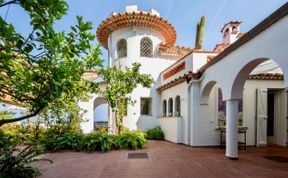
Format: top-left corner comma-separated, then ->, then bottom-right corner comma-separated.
226,99 -> 239,160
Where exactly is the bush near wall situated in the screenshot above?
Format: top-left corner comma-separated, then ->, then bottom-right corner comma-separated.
1,124 -> 148,153
146,127 -> 165,140
0,125 -> 147,177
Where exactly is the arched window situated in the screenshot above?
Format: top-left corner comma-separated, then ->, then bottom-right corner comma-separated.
175,96 -> 180,116
168,98 -> 173,117
117,39 -> 127,59
232,26 -> 238,34
162,100 -> 167,117
140,37 -> 152,57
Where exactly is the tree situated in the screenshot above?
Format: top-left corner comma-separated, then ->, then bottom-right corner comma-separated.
0,0 -> 103,126
194,16 -> 206,50
99,63 -> 154,133
0,110 -> 14,120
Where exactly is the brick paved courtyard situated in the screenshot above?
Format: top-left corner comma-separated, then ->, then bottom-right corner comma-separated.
34,141 -> 288,178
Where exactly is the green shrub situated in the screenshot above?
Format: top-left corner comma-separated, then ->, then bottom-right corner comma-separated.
42,131 -> 82,151
80,130 -> 114,152
1,123 -> 47,146
1,123 -> 147,153
119,129 -> 147,149
80,129 -> 146,152
0,144 -> 51,178
110,136 -> 122,149
146,127 -> 165,140
0,130 -> 19,150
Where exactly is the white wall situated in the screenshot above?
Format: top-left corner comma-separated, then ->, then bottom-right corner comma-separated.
109,27 -> 177,131
79,83 -> 107,133
192,83 -> 219,146
184,79 -> 287,147
160,51 -> 217,86
158,117 -> 183,143
243,79 -> 286,146
192,52 -> 217,73
201,16 -> 288,100
159,82 -> 187,143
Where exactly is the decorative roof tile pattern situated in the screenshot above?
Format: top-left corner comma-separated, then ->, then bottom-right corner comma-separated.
97,11 -> 176,49
213,43 -> 230,52
163,62 -> 185,80
157,72 -> 284,92
157,71 -> 201,92
248,73 -> 283,80
158,43 -> 192,57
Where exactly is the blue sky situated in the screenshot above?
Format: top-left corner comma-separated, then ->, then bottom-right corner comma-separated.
0,0 -> 287,67
0,0 -> 287,121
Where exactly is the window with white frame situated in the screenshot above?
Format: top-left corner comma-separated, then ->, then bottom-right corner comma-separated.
117,39 -> 127,59
168,98 -> 173,116
175,95 -> 180,116
162,100 -> 167,117
140,37 -> 152,57
140,97 -> 152,116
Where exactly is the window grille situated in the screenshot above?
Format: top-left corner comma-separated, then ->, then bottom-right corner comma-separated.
168,98 -> 173,116
140,37 -> 153,57
140,97 -> 152,116
163,100 -> 167,117
175,96 -> 181,116
117,39 -> 127,59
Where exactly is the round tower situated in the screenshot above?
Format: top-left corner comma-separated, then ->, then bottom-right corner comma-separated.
96,5 -> 178,131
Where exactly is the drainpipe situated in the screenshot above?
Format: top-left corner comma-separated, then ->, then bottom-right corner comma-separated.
187,74 -> 204,146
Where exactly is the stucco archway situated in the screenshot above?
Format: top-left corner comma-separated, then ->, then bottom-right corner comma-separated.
93,97 -> 108,130
200,80 -> 218,104
230,58 -> 285,100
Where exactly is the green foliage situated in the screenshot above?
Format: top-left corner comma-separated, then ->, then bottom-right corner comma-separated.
99,63 -> 154,133
0,144 -> 51,178
0,123 -> 46,145
80,130 -> 114,152
195,16 -> 206,49
40,124 -> 82,151
118,129 -> 147,149
41,127 -> 146,152
0,0 -> 103,126
80,129 -> 146,152
0,130 -> 18,150
0,110 -> 14,120
146,127 -> 165,140
43,131 -> 82,152
0,122 -> 147,153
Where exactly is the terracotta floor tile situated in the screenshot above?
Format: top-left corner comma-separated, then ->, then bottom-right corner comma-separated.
33,141 -> 288,178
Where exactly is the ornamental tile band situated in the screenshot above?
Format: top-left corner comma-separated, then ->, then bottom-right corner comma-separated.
163,62 -> 185,80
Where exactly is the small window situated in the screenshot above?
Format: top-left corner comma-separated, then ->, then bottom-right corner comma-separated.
117,39 -> 127,59
140,97 -> 152,116
140,37 -> 152,57
175,96 -> 180,116
232,26 -> 238,34
168,98 -> 173,117
162,100 -> 167,117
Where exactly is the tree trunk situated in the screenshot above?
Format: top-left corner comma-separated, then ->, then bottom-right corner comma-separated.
0,106 -> 44,127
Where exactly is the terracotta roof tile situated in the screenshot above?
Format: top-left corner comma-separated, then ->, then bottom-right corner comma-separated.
248,73 -> 283,80
157,72 -> 201,92
97,11 -> 176,49
158,43 -> 192,57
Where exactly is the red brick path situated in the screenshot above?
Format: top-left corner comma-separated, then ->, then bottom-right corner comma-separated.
34,141 -> 288,178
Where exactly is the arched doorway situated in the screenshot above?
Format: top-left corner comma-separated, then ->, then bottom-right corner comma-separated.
230,58 -> 286,147
93,97 -> 108,131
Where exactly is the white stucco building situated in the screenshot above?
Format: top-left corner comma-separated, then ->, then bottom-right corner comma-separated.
80,3 -> 288,160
